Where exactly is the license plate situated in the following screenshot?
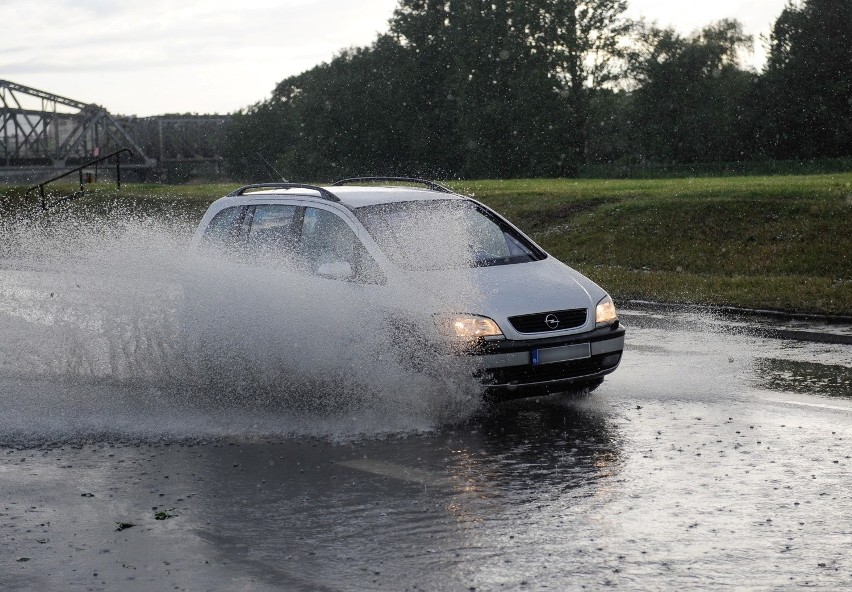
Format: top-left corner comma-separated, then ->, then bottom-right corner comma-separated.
531,343 -> 590,366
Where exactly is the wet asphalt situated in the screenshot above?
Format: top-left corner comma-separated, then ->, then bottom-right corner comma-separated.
2,307 -> 851,591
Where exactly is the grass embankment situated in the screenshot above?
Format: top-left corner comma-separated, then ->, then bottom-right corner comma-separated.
2,174 -> 850,315
452,175 -> 852,316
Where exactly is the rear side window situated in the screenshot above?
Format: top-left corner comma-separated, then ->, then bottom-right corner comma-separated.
246,205 -> 300,256
202,206 -> 243,244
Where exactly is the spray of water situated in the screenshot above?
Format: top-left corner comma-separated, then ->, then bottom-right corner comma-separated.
0,207 -> 486,445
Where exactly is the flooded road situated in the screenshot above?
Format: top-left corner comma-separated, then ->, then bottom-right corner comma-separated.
2,306 -> 851,591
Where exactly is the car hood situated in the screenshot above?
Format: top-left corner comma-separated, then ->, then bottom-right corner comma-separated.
400,257 -> 607,339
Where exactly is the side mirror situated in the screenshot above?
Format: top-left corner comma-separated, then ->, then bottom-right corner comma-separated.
315,261 -> 354,280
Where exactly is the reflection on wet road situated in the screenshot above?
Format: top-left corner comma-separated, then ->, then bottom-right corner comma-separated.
2,307 -> 851,591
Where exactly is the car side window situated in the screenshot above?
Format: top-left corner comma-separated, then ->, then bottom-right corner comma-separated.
246,204 -> 300,257
300,207 -> 384,283
301,208 -> 354,268
202,206 -> 244,245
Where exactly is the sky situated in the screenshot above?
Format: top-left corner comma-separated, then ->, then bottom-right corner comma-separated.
1,0 -> 790,117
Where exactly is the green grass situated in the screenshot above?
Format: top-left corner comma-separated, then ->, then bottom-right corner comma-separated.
2,174 -> 851,315
450,174 -> 852,315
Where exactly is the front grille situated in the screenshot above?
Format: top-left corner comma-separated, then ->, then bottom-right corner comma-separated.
508,308 -> 587,333
480,353 -> 613,386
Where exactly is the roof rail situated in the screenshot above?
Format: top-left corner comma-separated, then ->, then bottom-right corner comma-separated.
228,183 -> 339,202
332,177 -> 453,194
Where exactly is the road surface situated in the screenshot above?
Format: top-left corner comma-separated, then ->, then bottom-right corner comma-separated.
1,306 -> 850,591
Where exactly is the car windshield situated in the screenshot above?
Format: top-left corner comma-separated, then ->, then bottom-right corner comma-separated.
356,199 -> 544,271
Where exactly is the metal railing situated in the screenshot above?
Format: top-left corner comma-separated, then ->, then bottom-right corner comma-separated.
25,148 -> 133,211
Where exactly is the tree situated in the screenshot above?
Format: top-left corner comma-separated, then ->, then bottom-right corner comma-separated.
388,0 -> 632,176
627,19 -> 754,163
225,37 -> 421,181
388,0 -> 572,177
268,38 -> 419,180
225,0 -> 634,180
528,0 -> 632,170
760,0 -> 852,158
223,100 -> 295,181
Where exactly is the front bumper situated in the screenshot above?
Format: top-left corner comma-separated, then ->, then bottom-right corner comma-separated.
470,323 -> 625,399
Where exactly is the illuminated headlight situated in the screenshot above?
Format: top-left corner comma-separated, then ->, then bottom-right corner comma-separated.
435,314 -> 505,341
595,295 -> 618,326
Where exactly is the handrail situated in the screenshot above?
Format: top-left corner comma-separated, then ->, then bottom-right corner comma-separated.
228,183 -> 340,202
332,177 -> 453,193
25,148 -> 133,211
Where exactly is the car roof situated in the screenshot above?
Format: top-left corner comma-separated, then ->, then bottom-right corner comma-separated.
224,184 -> 468,209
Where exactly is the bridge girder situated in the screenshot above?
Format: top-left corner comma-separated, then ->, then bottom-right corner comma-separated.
0,80 -> 232,182
0,79 -> 154,168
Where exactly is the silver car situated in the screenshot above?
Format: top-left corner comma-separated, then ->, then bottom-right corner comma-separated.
191,178 -> 624,399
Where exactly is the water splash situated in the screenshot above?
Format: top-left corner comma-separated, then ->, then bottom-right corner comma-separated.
0,209 -> 484,445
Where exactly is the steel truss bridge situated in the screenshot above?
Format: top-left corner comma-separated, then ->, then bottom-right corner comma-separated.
0,79 -> 231,183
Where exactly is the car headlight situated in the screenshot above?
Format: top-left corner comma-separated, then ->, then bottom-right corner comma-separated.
595,295 -> 618,326
435,314 -> 505,341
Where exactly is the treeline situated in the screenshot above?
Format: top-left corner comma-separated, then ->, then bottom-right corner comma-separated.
223,0 -> 852,180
